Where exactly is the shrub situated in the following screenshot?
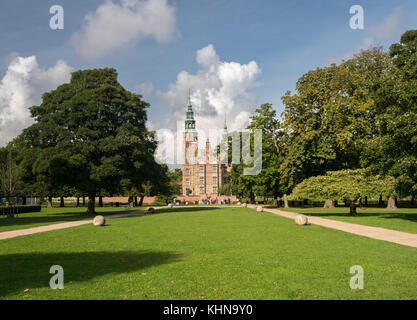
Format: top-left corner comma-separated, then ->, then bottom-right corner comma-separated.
0,205 -> 42,215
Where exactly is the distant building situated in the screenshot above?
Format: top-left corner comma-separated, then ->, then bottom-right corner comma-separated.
182,98 -> 230,196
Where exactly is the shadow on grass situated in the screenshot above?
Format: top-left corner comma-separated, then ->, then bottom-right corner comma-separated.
0,250 -> 183,297
295,210 -> 417,223
0,209 -> 137,230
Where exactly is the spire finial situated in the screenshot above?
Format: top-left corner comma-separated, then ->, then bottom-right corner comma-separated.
188,89 -> 192,105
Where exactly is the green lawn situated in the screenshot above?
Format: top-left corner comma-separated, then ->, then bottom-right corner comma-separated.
0,207 -> 144,233
280,207 -> 417,234
1,206 -> 416,300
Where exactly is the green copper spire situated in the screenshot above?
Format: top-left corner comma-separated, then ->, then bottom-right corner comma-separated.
185,90 -> 196,132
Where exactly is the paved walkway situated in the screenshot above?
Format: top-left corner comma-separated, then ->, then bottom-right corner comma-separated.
0,209 -> 150,241
247,204 -> 417,249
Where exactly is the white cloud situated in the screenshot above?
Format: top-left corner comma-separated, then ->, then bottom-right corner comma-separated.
136,82 -> 154,97
0,56 -> 73,146
325,7 -> 405,65
157,44 -> 261,134
70,0 -> 178,62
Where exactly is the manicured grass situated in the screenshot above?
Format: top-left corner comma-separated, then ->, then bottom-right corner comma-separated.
280,207 -> 417,234
0,207 -> 416,300
0,207 -> 144,233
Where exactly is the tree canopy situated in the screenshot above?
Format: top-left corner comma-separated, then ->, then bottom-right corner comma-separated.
362,30 -> 417,199
290,169 -> 395,202
280,47 -> 392,190
15,68 -> 160,213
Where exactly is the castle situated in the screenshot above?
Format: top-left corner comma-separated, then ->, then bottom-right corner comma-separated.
182,98 -> 230,197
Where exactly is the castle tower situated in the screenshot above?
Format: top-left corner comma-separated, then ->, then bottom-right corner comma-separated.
182,95 -> 198,195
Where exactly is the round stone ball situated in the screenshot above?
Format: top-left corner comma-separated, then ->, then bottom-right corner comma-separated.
93,215 -> 105,226
242,203 -> 247,208
237,202 -> 241,206
256,206 -> 263,212
168,203 -> 173,208
148,207 -> 155,213
295,214 -> 308,226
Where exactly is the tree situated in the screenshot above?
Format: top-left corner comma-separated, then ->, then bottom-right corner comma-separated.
362,30 -> 417,200
16,68 -> 158,214
0,149 -> 19,205
280,48 -> 392,190
236,103 -> 287,203
289,169 -> 396,215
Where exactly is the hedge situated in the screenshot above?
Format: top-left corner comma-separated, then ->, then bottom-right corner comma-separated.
0,205 -> 42,215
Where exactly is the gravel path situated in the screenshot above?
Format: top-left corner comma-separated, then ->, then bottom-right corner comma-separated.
247,204 -> 417,249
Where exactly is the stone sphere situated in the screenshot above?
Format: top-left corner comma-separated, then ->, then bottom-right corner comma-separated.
148,207 -> 155,213
168,203 -> 173,208
242,203 -> 247,208
93,215 -> 105,226
256,206 -> 263,212
295,214 -> 308,226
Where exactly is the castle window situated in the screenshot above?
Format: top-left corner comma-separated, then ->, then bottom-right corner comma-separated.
200,176 -> 204,184
185,168 -> 190,175
200,186 -> 205,194
212,165 -> 217,173
212,186 -> 218,194
186,179 -> 190,186
212,176 -> 217,184
199,165 -> 204,173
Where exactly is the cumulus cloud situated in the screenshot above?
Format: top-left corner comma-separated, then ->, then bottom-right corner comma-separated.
325,7 -> 405,65
70,0 -> 179,62
157,44 -> 261,135
0,56 -> 72,146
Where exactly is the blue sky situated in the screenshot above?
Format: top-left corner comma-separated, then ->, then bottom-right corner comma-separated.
0,0 -> 416,146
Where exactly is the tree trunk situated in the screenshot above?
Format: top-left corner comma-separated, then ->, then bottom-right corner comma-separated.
283,194 -> 289,208
60,197 -> 65,207
82,196 -> 86,206
22,197 -> 27,205
249,191 -> 255,204
128,196 -> 134,208
76,197 -> 80,207
138,196 -> 144,207
87,194 -> 96,214
364,196 -> 368,207
378,194 -> 384,206
48,196 -> 53,208
348,200 -> 357,216
387,196 -> 397,210
98,196 -> 103,207
411,195 -> 415,206
134,196 -> 138,207
323,200 -> 335,208
273,195 -> 278,207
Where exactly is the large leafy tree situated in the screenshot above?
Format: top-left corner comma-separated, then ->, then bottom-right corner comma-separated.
363,30 -> 417,200
0,147 -> 20,204
290,169 -> 396,215
280,48 -> 392,190
17,68 -> 158,213
237,103 -> 287,202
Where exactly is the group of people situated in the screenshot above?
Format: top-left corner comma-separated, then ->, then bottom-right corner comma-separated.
166,197 -> 232,206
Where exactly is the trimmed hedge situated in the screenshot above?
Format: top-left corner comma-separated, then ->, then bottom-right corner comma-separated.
0,205 -> 42,214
